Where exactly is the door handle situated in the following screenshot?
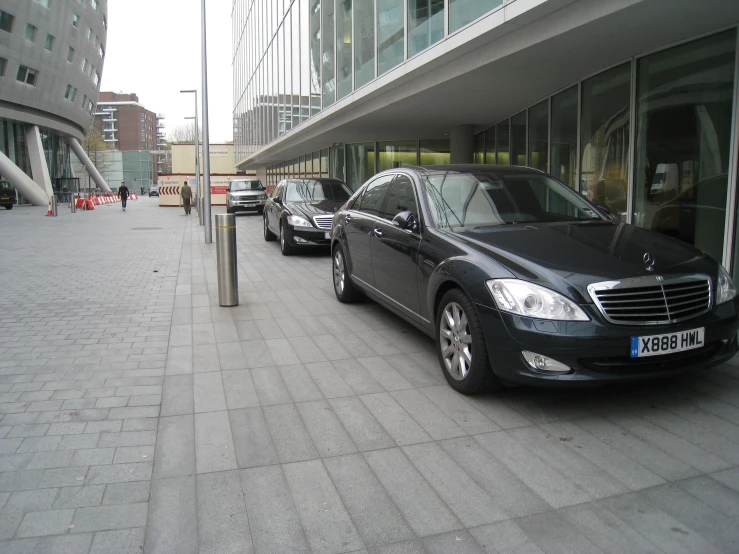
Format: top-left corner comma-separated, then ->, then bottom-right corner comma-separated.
374,228 -> 383,237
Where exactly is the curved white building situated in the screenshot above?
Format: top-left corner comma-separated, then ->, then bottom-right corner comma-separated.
0,0 -> 110,205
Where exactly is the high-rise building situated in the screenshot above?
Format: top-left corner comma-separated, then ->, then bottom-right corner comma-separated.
0,0 -> 109,205
94,92 -> 158,152
233,0 -> 739,278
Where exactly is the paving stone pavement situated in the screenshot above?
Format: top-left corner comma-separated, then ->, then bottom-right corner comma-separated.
1,199 -> 739,553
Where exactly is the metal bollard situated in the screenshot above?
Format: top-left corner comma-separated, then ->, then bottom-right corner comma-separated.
70,194 -> 76,213
51,195 -> 58,216
215,213 -> 238,306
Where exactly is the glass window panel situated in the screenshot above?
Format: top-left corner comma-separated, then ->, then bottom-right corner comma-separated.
277,25 -> 285,136
474,133 -> 485,164
354,0 -> 375,88
528,101 -> 548,172
378,141 -> 417,171
510,111 -> 526,166
313,151 -> 321,177
309,0 -> 321,116
322,0 -> 335,107
419,139 -> 450,165
382,174 -> 419,219
449,0 -> 503,33
346,142 -> 376,190
330,145 -> 345,180
496,120 -> 509,165
484,128 -> 495,163
550,86 -> 578,187
336,0 -> 352,100
580,62 -> 630,218
408,0 -> 444,58
377,0 -> 404,76
634,31 -> 736,266
320,148 -> 329,177
284,14 -> 293,132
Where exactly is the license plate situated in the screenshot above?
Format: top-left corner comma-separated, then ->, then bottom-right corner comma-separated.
630,328 -> 705,358
324,232 -> 331,239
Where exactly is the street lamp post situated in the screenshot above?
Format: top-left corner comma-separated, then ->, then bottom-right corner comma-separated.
180,90 -> 202,226
200,0 -> 212,243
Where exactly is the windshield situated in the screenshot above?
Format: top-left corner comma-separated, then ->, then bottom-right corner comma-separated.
423,172 -> 603,228
231,180 -> 264,191
285,180 -> 353,202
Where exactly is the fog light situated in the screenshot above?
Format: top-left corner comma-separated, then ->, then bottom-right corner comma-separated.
522,351 -> 571,373
294,236 -> 308,244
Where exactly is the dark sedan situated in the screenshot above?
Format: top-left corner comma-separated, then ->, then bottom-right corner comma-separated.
330,165 -> 739,393
264,178 -> 353,255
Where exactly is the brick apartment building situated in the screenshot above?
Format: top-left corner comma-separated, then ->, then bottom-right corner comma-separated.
93,92 -> 160,151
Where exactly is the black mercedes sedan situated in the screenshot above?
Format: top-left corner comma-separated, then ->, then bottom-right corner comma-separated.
264,178 -> 353,255
330,165 -> 739,393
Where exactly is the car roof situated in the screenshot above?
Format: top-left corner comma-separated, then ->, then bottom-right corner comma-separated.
406,164 -> 546,175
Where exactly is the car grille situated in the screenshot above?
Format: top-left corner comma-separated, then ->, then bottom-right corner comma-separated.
588,275 -> 711,325
313,215 -> 333,230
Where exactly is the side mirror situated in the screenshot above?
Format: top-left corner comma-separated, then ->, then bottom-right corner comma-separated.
392,210 -> 416,231
273,196 -> 282,204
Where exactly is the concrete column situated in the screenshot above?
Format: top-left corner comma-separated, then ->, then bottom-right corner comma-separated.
450,125 -> 475,164
0,150 -> 50,206
25,125 -> 54,198
66,137 -> 112,192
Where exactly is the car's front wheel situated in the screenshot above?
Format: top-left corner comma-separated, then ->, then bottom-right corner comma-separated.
332,245 -> 362,302
436,288 -> 500,394
280,223 -> 296,256
226,205 -> 235,214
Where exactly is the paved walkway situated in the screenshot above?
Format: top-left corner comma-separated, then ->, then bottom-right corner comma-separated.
1,198 -> 738,554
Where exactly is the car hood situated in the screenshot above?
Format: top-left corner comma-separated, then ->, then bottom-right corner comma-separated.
286,200 -> 343,219
450,221 -> 716,302
230,190 -> 266,197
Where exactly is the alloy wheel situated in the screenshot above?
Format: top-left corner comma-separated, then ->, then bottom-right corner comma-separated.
439,301 -> 472,380
280,225 -> 285,250
333,250 -> 345,295
264,215 -> 268,237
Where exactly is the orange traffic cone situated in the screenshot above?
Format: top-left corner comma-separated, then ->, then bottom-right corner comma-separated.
46,201 -> 54,217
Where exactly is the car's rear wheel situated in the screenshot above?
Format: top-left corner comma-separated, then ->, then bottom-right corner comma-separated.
280,223 -> 296,256
332,245 -> 362,302
4,205 -> 12,210
263,213 -> 276,241
436,288 -> 500,394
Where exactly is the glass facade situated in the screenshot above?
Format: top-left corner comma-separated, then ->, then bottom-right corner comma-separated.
234,0 -> 510,163
473,29 -> 739,276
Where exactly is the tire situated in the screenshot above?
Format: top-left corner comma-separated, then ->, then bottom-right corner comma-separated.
280,222 -> 296,256
226,205 -> 234,214
332,245 -> 363,303
4,205 -> 12,210
436,288 -> 501,394
263,213 -> 276,241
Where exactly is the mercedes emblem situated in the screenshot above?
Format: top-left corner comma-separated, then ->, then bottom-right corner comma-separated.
643,252 -> 655,272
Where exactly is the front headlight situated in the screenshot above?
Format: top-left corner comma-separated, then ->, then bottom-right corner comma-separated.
259,194 -> 267,200
486,279 -> 589,321
287,215 -> 312,227
717,265 -> 737,305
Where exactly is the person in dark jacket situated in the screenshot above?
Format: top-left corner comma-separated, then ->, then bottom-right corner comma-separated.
118,182 -> 129,211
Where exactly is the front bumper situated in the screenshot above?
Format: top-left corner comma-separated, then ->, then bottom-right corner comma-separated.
477,300 -> 739,387
287,225 -> 332,246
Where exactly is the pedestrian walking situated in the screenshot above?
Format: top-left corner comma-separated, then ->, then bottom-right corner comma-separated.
118,181 -> 129,211
181,181 -> 193,215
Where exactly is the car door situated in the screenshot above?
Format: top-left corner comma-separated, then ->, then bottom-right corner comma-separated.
267,182 -> 284,232
370,174 -> 423,321
344,174 -> 394,287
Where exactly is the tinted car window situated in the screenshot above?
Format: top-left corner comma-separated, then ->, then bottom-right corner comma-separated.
381,175 -> 418,220
0,182 -> 13,191
423,172 -> 601,228
272,183 -> 284,199
285,179 -> 353,202
358,175 -> 393,217
231,180 -> 264,191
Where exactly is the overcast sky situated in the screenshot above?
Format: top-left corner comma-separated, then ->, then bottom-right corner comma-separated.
100,0 -> 233,143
